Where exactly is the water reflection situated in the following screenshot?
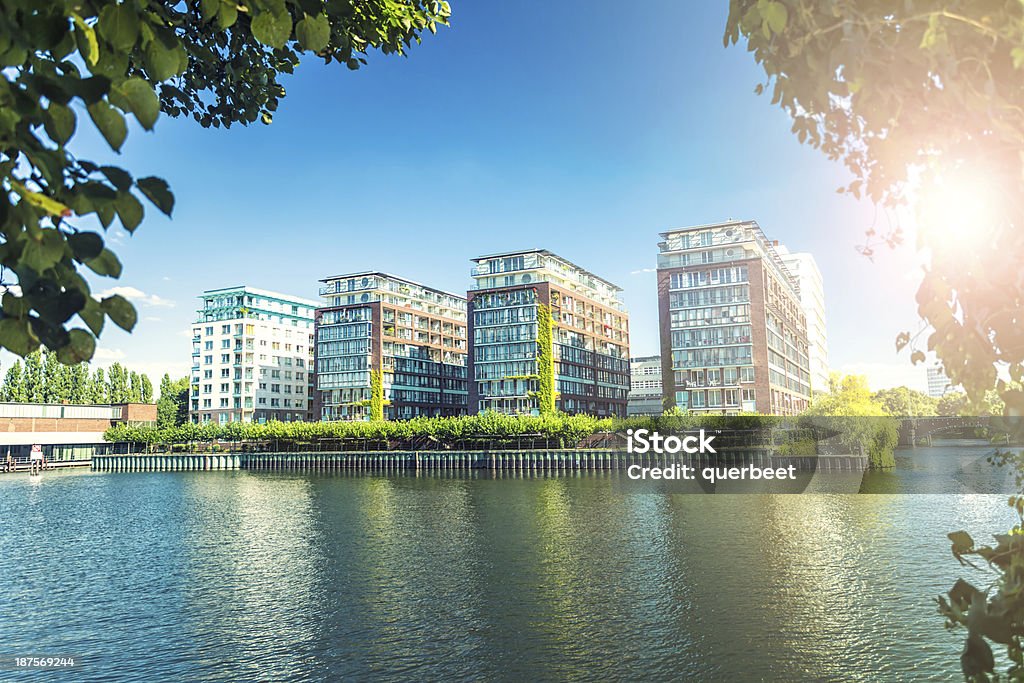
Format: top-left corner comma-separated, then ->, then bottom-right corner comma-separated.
0,442 -> 1019,681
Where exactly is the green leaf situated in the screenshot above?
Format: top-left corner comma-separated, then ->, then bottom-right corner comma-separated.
217,2 -> 238,29
296,13 -> 330,52
78,297 -> 105,336
1012,47 -> 1024,70
144,38 -> 185,81
98,3 -> 140,51
200,0 -> 221,22
0,318 -> 37,357
19,229 -> 67,272
252,9 -> 293,48
71,13 -> 99,66
136,177 -> 174,216
12,182 -> 71,218
45,103 -> 76,145
87,100 -> 127,151
949,530 -> 974,553
57,329 -> 96,364
68,232 -> 104,261
100,166 -> 133,191
115,191 -> 144,232
85,248 -> 123,278
101,294 -> 137,332
2,293 -> 29,318
110,77 -> 160,130
762,1 -> 788,35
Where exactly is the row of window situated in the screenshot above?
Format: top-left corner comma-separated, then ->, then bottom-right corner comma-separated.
669,305 -> 751,328
686,388 -> 756,409
671,346 -> 754,368
473,306 -> 537,327
671,325 -> 752,348
670,266 -> 748,289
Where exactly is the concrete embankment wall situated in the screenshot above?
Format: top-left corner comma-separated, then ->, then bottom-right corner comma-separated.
90,450 -> 868,473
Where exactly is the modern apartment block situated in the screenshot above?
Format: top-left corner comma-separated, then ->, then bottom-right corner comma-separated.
657,220 -> 812,415
927,364 -> 955,398
190,286 -> 317,424
467,249 -> 630,417
314,272 -> 468,421
776,246 -> 829,394
627,355 -> 663,416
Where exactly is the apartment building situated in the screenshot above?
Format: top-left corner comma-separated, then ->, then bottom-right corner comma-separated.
190,286 -> 317,424
467,249 -> 630,417
927,364 -> 955,398
627,355 -> 663,416
777,246 -> 829,394
657,220 -> 812,415
314,272 -> 468,420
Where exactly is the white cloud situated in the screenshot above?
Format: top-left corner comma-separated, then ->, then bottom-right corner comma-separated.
144,316 -> 162,322
96,286 -> 175,308
631,267 -> 657,275
93,347 -> 127,363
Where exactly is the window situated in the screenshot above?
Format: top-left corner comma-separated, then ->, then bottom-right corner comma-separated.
204,341 -> 213,350
740,367 -> 755,382
204,355 -> 213,365
205,326 -> 213,335
221,324 -> 231,334
221,354 -> 230,363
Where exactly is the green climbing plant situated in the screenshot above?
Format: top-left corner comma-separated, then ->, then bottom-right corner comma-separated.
535,303 -> 556,416
369,367 -> 385,422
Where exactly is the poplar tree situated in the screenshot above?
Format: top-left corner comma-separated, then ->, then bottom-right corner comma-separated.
0,361 -> 26,402
23,351 -> 43,403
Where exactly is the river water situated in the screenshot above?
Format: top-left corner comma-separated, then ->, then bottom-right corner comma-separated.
0,440 -> 1019,681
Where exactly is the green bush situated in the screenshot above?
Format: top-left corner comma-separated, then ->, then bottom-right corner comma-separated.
105,412 -> 791,451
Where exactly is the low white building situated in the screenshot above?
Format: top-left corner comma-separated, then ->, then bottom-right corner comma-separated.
628,356 -> 663,416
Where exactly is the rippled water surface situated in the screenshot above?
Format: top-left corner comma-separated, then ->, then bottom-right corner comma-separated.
0,441 -> 1018,681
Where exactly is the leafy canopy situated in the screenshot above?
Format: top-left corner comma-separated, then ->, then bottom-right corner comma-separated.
725,0 -> 1024,414
0,0 -> 449,363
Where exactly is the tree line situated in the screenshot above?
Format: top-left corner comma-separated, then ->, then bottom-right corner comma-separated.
0,350 -> 154,405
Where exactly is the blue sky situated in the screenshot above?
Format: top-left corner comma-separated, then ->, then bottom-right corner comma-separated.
62,1 -> 928,390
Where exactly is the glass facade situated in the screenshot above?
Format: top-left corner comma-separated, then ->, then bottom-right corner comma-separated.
469,250 -> 630,417
659,221 -> 811,415
316,274 -> 468,421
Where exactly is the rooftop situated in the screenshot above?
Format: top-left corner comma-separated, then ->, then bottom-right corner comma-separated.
318,271 -> 466,301
471,248 -> 622,292
199,285 -> 319,308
